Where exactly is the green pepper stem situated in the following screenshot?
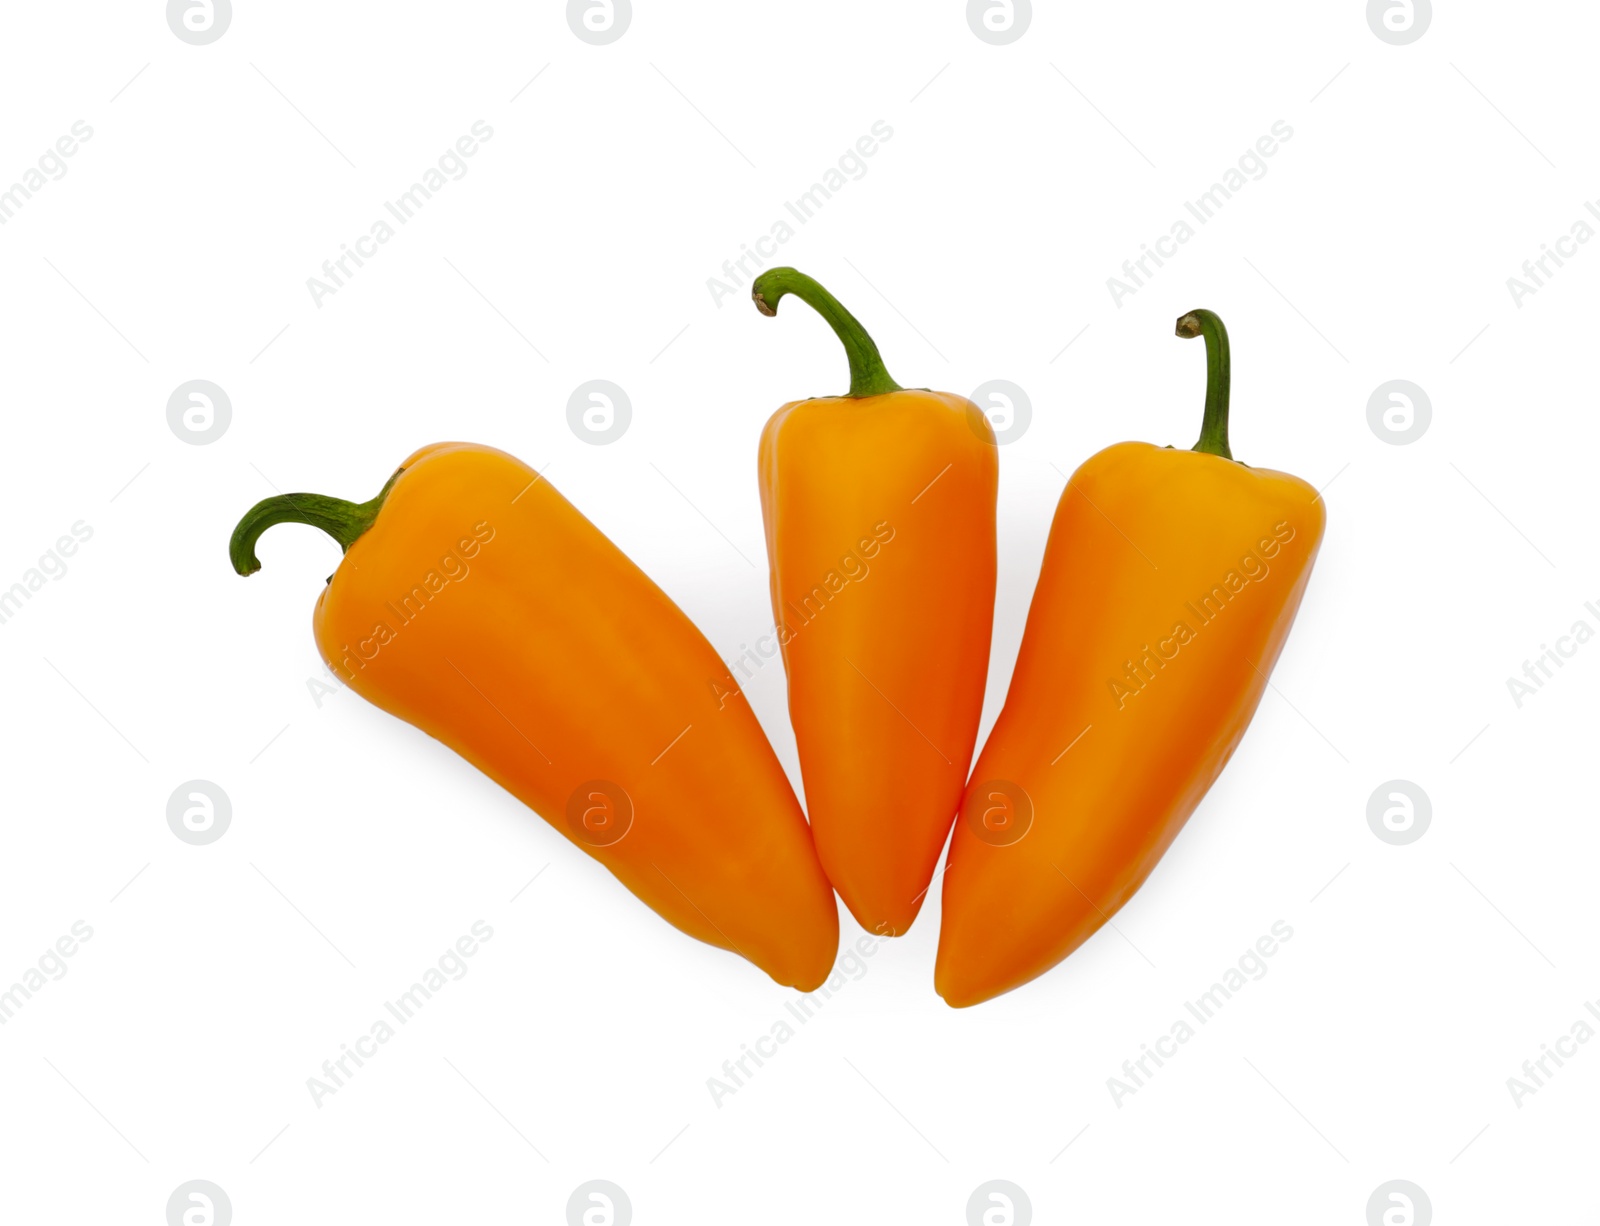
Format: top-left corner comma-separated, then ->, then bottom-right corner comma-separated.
751,267 -> 902,398
1176,309 -> 1233,460
229,468 -> 402,576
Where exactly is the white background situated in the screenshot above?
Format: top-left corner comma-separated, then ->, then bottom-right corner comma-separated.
0,2 -> 1593,1222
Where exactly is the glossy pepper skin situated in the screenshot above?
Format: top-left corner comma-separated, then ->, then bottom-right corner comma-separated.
230,442 -> 839,991
752,268 -> 997,936
935,311 -> 1326,1007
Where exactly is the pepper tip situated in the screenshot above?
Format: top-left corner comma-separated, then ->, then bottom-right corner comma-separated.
752,288 -> 776,317
1175,311 -> 1202,339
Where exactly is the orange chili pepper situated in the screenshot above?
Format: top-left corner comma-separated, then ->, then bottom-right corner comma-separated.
230,442 -> 839,990
935,311 -> 1326,1006
752,268 -> 997,936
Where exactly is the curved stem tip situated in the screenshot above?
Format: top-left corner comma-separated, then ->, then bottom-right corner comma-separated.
1176,309 -> 1233,461
229,468 -> 403,576
752,267 -> 902,398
